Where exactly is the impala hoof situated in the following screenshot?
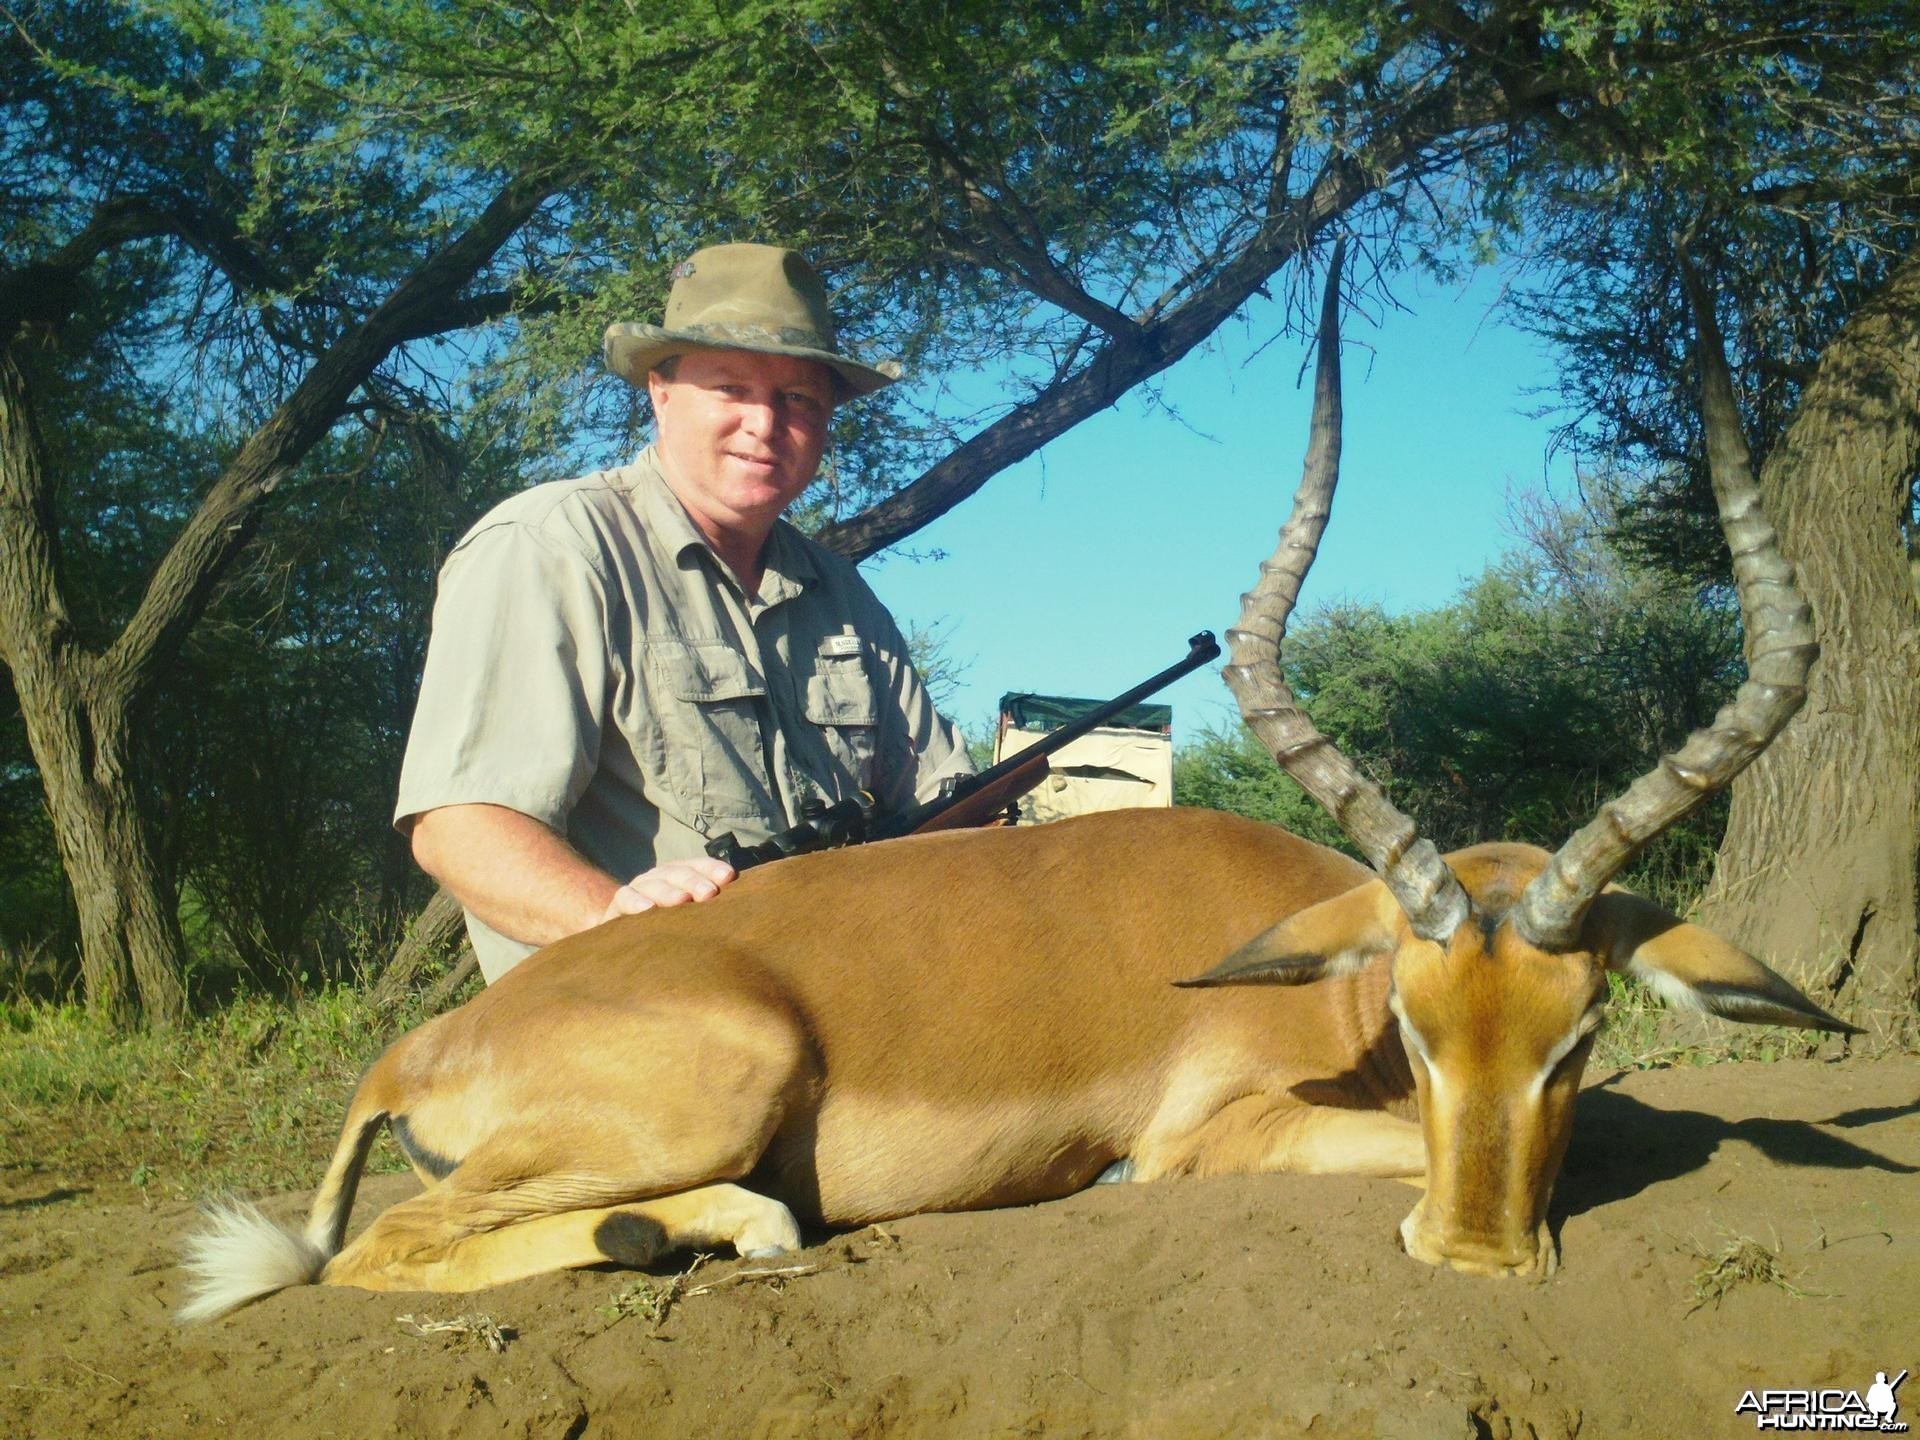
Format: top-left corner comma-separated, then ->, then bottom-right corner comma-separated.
734,1199 -> 802,1259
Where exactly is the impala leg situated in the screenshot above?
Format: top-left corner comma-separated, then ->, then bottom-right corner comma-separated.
1137,1097 -> 1426,1183
322,1002 -> 813,1294
320,1182 -> 802,1293
1274,1106 -> 1427,1181
319,1168 -> 609,1293
602,1181 -> 803,1258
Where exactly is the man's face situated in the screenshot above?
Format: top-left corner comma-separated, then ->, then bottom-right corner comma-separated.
648,349 -> 835,540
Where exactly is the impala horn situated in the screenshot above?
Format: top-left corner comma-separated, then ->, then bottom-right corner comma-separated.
1221,238 -> 1472,944
1508,250 -> 1820,950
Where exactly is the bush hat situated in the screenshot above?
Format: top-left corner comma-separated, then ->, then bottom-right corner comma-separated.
604,243 -> 901,397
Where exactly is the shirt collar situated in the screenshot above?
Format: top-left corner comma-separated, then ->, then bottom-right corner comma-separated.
625,445 -> 817,607
758,519 -> 818,606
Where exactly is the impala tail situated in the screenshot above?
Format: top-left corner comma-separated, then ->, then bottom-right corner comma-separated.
177,1092 -> 389,1321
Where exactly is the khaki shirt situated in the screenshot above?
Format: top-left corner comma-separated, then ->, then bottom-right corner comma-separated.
396,446 -> 971,980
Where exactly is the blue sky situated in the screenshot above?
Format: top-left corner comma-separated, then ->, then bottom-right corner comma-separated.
859,264 -> 1581,747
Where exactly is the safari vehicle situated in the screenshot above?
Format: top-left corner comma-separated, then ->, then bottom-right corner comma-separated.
992,691 -> 1175,824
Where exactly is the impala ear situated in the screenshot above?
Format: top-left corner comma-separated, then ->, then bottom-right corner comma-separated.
1177,880 -> 1403,988
1584,891 -> 1862,1035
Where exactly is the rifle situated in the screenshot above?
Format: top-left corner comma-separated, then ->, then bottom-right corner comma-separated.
705,631 -> 1221,873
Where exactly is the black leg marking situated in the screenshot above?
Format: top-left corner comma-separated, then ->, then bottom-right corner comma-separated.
593,1211 -> 670,1267
389,1114 -> 458,1181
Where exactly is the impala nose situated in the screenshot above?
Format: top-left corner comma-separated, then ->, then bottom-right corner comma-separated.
1400,1208 -> 1558,1278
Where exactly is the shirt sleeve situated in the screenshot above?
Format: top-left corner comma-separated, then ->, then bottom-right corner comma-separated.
394,521 -> 611,833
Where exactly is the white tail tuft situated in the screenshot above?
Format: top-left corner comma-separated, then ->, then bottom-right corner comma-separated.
177,1198 -> 332,1323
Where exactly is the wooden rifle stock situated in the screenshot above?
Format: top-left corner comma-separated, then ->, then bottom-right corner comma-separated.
908,754 -> 1051,834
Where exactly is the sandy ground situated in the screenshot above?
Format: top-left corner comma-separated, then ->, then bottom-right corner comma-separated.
3,1055 -> 1916,1439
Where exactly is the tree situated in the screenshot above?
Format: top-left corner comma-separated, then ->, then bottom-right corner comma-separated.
436,0 -> 1534,558
1688,257 -> 1920,1036
1,4 -> 579,1025
157,410 -> 531,992
1550,237 -> 1920,1032
1495,1 -> 1920,1031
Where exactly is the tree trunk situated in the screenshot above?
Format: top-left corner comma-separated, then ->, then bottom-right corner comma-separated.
23,677 -> 189,1028
371,885 -> 470,1009
0,357 -> 187,1026
1696,251 -> 1920,1040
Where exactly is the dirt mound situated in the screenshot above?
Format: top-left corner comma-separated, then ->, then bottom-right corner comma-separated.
4,1057 -> 1915,1439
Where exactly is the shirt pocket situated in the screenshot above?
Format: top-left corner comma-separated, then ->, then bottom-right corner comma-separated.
805,652 -> 881,792
646,638 -> 773,823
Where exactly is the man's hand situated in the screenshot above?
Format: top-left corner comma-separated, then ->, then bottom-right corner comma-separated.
408,803 -> 740,948
601,857 -> 738,923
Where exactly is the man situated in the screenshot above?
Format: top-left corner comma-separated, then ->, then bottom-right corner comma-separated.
396,243 -> 971,982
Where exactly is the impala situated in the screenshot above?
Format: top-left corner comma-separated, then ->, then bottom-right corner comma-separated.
181,244 -> 1851,1321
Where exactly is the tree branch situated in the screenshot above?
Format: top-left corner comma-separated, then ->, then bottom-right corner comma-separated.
869,41 -> 1139,340
388,282 -> 574,344
101,162 -> 578,703
925,135 -> 1140,339
0,198 -> 169,339
0,194 -> 284,342
820,81 -> 1504,561
819,158 -> 1373,561
1747,175 -> 1920,211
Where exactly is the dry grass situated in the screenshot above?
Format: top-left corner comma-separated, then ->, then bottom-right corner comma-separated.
601,1257 -> 711,1328
600,1254 -> 822,1332
1686,1230 -> 1810,1312
1681,1221 -> 1812,1313
395,1311 -> 513,1352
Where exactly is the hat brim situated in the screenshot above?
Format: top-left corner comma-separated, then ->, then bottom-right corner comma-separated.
604,323 -> 900,398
